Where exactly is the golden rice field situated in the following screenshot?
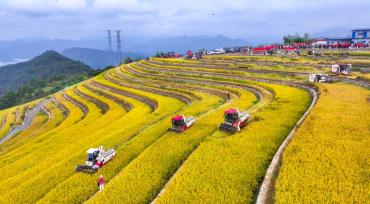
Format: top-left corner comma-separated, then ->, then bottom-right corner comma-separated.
0,54 -> 368,203
274,83 -> 370,203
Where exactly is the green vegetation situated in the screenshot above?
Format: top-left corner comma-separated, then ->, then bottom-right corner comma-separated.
0,50 -> 101,110
283,33 -> 310,44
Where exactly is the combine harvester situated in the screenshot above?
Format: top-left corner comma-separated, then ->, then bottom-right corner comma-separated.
168,115 -> 196,132
76,146 -> 115,173
219,108 -> 250,133
308,73 -> 331,83
332,64 -> 351,75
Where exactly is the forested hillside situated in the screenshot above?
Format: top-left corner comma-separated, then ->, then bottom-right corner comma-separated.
0,50 -> 96,109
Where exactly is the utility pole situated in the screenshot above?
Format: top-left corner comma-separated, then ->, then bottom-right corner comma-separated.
116,30 -> 122,65
107,30 -> 114,66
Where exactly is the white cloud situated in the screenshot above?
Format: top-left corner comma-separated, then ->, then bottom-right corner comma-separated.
0,0 -> 369,40
5,0 -> 87,14
92,0 -> 152,12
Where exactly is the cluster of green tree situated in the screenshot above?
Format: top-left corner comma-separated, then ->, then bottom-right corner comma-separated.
0,75 -> 89,109
0,50 -> 101,110
0,55 -> 137,110
283,33 -> 310,44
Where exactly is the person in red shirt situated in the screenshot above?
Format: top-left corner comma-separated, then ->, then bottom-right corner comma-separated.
98,175 -> 105,191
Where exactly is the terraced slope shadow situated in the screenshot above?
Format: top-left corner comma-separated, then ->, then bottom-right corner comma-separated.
0,99 -> 48,145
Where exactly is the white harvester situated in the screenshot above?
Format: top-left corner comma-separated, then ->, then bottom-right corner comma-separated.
76,146 -> 115,173
308,73 -> 331,83
332,64 -> 351,75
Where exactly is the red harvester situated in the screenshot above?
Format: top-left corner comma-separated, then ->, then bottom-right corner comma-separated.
219,108 -> 250,133
169,115 -> 195,132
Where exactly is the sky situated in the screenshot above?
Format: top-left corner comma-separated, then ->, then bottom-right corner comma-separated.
0,0 -> 369,41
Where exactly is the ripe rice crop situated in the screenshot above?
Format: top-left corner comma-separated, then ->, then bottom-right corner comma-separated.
274,83 -> 370,203
0,101 -> 66,154
155,83 -> 310,203
0,55 -> 365,203
87,87 -> 256,204
0,108 -> 17,140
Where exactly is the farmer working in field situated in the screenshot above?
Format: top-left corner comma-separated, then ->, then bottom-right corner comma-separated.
98,175 -> 105,191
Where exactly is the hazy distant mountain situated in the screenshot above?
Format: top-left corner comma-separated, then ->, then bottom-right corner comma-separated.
0,38 -> 78,62
0,50 -> 92,96
61,47 -> 147,69
126,35 -> 249,54
0,36 -> 146,63
0,35 -> 249,63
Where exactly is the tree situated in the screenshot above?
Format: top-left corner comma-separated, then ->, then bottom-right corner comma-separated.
283,33 -> 310,44
154,52 -> 163,58
0,91 -> 17,109
124,57 -> 133,64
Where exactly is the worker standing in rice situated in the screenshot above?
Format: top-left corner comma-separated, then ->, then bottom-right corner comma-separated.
98,175 -> 105,191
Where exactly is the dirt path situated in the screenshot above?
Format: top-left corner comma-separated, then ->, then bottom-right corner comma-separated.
256,85 -> 318,204
84,83 -> 133,112
112,69 -> 197,104
63,93 -> 89,118
74,86 -> 109,114
0,99 -> 48,145
115,67 -> 232,101
93,78 -> 159,111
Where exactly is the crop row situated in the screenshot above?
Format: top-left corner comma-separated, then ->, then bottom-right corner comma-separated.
0,68 -> 192,203
37,69 -> 203,203
0,55 -> 319,203
0,109 -> 17,140
37,64 -> 262,203
112,69 -> 198,103
141,60 -> 301,82
87,81 -> 258,203
114,67 -> 232,100
121,59 -> 312,203
0,93 -> 85,165
0,101 -> 52,154
202,54 -> 331,66
85,59 -> 308,203
0,80 -> 150,202
150,57 -> 321,73
274,83 -> 370,203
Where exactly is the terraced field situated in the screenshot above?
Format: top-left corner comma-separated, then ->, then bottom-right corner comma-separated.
0,54 -> 368,203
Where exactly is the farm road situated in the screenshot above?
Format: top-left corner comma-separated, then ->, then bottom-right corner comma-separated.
0,99 -> 48,145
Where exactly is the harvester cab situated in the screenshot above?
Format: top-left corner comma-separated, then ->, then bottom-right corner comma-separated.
219,108 -> 250,133
308,73 -> 331,83
169,115 -> 195,132
76,146 -> 115,173
332,64 -> 351,75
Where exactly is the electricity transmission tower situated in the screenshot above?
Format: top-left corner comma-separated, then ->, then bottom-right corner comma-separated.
116,30 -> 122,65
107,30 -> 114,65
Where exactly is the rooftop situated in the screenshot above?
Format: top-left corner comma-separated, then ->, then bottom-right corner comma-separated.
351,28 -> 370,31
327,37 -> 352,40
